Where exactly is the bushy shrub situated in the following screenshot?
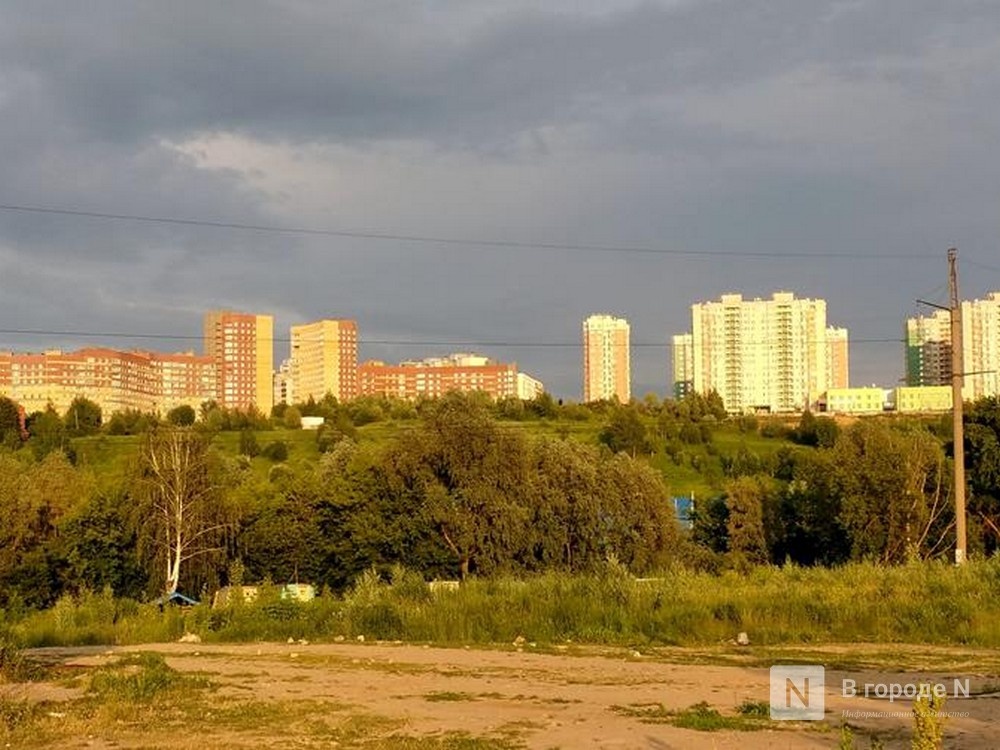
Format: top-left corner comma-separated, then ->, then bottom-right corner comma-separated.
260,440 -> 288,462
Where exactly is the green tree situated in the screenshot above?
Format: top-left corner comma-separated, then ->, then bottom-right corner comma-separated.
794,410 -> 820,446
773,449 -> 849,566
964,397 -> 1000,553
261,440 -> 288,462
27,406 -> 70,460
239,476 -> 327,585
283,405 -> 303,429
65,396 -> 102,437
833,422 -> 951,562
724,476 -> 770,566
167,404 -> 196,427
0,396 -> 22,444
416,394 -> 532,578
239,429 -> 260,458
105,409 -> 156,435
599,407 -> 650,457
61,490 -> 147,597
0,452 -> 93,606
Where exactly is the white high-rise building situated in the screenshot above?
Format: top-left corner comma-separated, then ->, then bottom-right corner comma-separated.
681,292 -> 847,413
583,314 -> 630,402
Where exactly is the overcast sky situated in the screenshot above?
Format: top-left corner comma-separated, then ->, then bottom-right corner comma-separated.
2,1 -> 999,399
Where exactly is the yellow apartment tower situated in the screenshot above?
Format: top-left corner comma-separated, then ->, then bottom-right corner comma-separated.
289,319 -> 359,403
203,310 -> 274,411
583,314 -> 630,402
826,326 -> 850,391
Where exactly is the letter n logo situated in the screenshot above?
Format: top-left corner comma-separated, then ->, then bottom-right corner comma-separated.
770,665 -> 825,720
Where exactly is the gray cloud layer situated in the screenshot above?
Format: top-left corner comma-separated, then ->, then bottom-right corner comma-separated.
2,1 -> 998,397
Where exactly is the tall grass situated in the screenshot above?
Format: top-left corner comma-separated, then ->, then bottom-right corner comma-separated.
7,559 -> 1000,648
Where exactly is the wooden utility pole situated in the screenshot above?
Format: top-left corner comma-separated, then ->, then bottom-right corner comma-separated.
949,247 -> 967,564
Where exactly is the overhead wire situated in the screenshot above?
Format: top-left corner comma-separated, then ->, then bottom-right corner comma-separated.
0,202 -> 944,259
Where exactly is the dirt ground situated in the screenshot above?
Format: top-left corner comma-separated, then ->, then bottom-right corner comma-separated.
13,641 -> 1000,749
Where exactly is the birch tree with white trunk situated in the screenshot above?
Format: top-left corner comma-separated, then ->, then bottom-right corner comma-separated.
137,427 -> 229,597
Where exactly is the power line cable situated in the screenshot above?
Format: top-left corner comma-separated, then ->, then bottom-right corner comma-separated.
0,202 -> 942,259
0,327 -> 904,348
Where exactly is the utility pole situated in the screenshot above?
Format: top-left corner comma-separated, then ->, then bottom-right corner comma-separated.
917,249 -> 967,564
949,247 -> 967,564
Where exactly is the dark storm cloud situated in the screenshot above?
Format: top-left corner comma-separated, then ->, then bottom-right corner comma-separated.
3,1 -> 993,148
2,1 -> 999,396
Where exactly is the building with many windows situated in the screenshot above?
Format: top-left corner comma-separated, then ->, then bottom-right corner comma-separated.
289,319 -> 358,404
677,292 -> 848,414
819,387 -> 886,415
905,309 -> 953,388
583,314 -> 630,402
892,385 -> 952,413
203,310 -> 274,411
0,348 -> 215,416
516,372 -> 545,401
671,333 -> 694,399
906,292 -> 1000,401
359,353 -> 540,401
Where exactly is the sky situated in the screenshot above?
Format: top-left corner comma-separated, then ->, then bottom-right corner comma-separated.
2,0 -> 999,400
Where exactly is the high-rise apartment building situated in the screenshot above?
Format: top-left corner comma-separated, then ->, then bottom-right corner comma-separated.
905,310 -> 952,388
906,292 -> 1000,400
679,292 -> 846,413
359,353 -> 538,401
825,327 -> 850,392
274,359 -> 294,406
289,319 -> 358,403
583,314 -> 630,402
203,310 -> 274,411
671,333 -> 694,399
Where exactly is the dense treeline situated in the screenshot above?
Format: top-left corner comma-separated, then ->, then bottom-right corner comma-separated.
0,393 -> 681,607
2,390 -> 1000,610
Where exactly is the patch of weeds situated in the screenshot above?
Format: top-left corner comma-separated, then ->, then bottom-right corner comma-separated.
88,652 -> 210,704
364,732 -> 524,749
614,701 -> 771,732
673,702 -> 767,732
0,694 -> 40,733
612,702 -> 672,722
0,637 -> 43,682
737,699 -> 770,717
425,691 -> 478,702
204,698 -> 308,730
329,712 -> 402,743
839,724 -> 887,750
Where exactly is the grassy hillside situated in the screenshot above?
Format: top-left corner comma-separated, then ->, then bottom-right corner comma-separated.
69,415 -> 796,499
